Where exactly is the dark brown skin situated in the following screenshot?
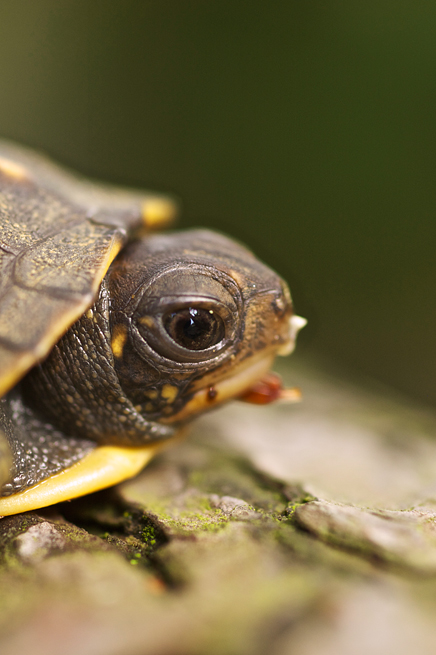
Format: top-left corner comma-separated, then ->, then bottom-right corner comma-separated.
24,230 -> 293,448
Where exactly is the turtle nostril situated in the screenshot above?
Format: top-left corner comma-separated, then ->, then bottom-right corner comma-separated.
271,290 -> 292,319
272,296 -> 286,315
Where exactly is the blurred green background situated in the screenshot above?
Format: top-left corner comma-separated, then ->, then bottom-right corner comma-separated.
0,1 -> 434,404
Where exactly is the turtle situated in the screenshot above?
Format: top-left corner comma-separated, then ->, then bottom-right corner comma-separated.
0,141 -> 306,517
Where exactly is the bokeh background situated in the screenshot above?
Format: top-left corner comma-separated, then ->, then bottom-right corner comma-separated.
0,1 -> 434,405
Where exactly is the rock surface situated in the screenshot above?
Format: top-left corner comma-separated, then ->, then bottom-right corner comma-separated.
1,355 -> 436,655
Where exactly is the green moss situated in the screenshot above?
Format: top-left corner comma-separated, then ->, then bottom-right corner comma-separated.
283,493 -> 318,521
184,445 -> 291,514
142,524 -> 157,547
161,509 -> 229,535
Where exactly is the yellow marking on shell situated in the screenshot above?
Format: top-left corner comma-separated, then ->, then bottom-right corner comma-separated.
0,443 -> 168,516
0,233 -> 123,398
0,350 -> 39,399
111,324 -> 128,359
0,157 -> 28,180
97,233 -> 123,282
141,197 -> 178,229
161,384 -> 178,403
145,389 -> 158,400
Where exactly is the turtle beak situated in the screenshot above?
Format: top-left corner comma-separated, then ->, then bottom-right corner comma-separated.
277,314 -> 307,356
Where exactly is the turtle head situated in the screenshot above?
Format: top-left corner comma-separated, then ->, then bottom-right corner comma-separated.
108,229 -> 305,422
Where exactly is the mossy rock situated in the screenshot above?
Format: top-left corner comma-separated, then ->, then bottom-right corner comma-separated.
2,357 -> 436,655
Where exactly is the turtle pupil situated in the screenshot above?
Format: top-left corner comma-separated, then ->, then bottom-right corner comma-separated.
164,308 -> 224,351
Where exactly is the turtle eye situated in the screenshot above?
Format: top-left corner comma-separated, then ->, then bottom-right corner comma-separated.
164,307 -> 225,351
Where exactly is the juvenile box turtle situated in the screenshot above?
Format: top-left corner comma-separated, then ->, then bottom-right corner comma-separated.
0,141 -> 306,516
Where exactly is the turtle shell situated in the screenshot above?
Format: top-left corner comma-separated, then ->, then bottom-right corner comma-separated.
0,140 -> 177,398
0,141 -> 177,513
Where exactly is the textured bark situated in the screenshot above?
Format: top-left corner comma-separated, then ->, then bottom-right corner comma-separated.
1,355 -> 436,655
